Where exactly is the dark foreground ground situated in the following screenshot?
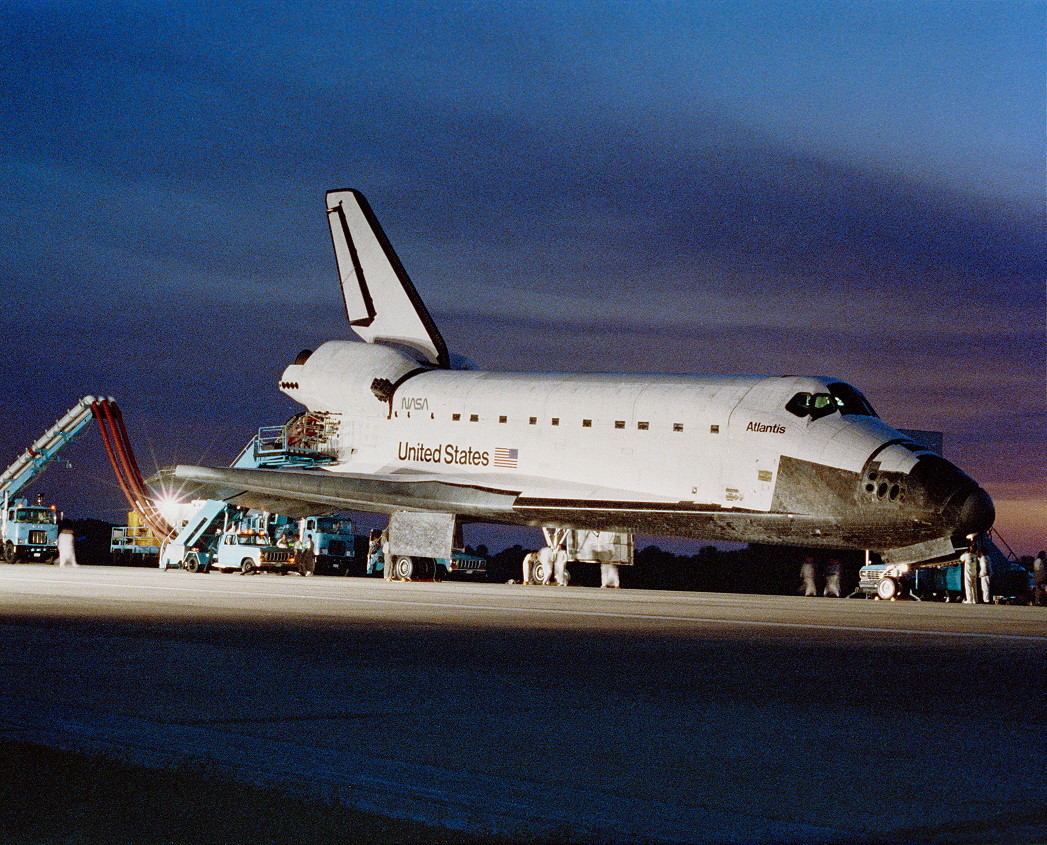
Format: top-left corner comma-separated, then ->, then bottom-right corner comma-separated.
0,740 -> 532,845
2,567 -> 1046,844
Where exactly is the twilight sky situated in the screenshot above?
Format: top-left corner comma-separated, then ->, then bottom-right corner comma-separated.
1,1 -> 1044,552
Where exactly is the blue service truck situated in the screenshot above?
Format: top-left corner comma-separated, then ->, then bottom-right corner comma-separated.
1,498 -> 59,563
0,397 -> 98,565
270,514 -> 357,575
162,500 -> 357,576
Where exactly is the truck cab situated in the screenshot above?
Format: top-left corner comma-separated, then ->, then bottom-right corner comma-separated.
2,498 -> 59,563
297,515 -> 356,575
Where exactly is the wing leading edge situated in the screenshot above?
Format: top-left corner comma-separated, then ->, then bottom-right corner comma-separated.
173,464 -> 519,520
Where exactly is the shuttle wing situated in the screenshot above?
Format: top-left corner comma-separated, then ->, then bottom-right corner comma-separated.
327,189 -> 449,368
174,464 -> 519,521
173,463 -> 832,543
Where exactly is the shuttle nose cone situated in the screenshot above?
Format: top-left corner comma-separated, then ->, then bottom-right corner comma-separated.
956,487 -> 995,536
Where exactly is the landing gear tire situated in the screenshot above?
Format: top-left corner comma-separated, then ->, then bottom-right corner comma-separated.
531,560 -> 547,584
240,557 -> 256,575
298,550 -> 316,577
394,556 -> 415,580
877,577 -> 904,601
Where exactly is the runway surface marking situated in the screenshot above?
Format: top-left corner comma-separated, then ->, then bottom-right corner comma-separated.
4,573 -> 1045,643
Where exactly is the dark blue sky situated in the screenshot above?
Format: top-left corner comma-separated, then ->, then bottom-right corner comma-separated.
1,2 -> 1044,550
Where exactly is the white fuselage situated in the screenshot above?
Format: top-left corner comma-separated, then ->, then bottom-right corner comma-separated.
274,340 -> 990,551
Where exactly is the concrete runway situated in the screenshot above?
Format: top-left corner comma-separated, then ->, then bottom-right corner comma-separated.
1,564 -> 1045,843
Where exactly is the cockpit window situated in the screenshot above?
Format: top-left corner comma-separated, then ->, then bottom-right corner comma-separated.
786,384 -> 878,421
827,382 -> 877,417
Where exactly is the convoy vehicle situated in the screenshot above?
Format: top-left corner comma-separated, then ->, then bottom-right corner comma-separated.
162,500 -> 356,576
1,498 -> 59,563
270,514 -> 356,575
859,541 -> 1031,602
387,549 -> 487,580
170,506 -> 297,575
204,529 -> 296,575
0,397 -> 99,564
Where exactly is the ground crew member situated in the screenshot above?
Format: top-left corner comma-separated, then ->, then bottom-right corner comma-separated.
521,550 -> 539,584
1033,550 -> 1046,607
801,556 -> 817,596
824,558 -> 842,597
978,540 -> 991,604
962,535 -> 981,603
366,530 -> 382,575
551,530 -> 569,586
600,562 -> 620,588
56,521 -> 77,567
536,546 -> 555,585
381,529 -> 393,580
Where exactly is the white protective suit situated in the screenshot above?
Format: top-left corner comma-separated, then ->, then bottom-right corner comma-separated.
521,551 -> 539,584
824,559 -> 842,598
962,549 -> 980,603
57,529 -> 77,567
536,546 -> 555,585
801,558 -> 817,597
600,563 -> 620,588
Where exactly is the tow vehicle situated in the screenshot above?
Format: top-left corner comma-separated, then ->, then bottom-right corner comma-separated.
386,549 -> 486,580
209,528 -> 296,575
268,513 -> 357,575
163,503 -> 295,574
858,534 -> 1030,601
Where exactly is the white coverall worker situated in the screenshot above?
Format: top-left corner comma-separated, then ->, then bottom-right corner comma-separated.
536,546 -> 555,585
824,559 -> 842,598
978,549 -> 991,604
521,551 -> 538,584
962,539 -> 980,603
552,546 -> 568,586
801,557 -> 817,597
600,563 -> 620,588
57,527 -> 77,567
1033,552 -> 1047,607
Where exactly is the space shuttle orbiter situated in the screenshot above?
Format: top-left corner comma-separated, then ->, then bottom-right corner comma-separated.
175,188 -> 994,564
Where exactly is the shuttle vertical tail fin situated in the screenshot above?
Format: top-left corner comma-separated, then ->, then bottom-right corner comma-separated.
326,189 -> 449,368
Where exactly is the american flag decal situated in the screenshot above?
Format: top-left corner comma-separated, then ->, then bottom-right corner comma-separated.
493,447 -> 519,468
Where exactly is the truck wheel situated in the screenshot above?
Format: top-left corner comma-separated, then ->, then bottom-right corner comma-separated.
240,558 -> 256,575
877,577 -> 901,600
4,541 -> 17,564
394,556 -> 415,580
184,553 -> 202,574
298,550 -> 316,577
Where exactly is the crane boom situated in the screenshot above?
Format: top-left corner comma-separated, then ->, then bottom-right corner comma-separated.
0,396 -> 97,502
